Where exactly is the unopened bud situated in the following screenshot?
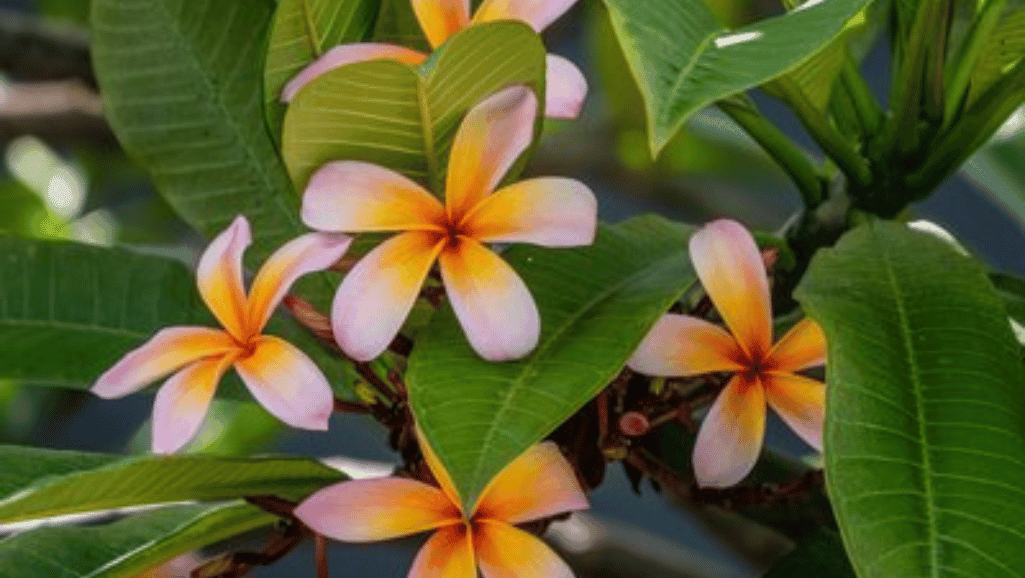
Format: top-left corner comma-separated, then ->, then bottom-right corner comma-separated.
618,412 -> 651,437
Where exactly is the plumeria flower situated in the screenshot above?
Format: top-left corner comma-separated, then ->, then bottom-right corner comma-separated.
281,0 -> 588,119
296,433 -> 589,578
302,85 -> 597,361
628,219 -> 827,488
91,216 -> 352,453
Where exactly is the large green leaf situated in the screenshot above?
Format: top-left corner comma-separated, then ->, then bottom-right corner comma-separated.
91,0 -> 305,263
407,215 -> 697,508
0,503 -> 275,578
264,0 -> 378,140
281,21 -> 546,192
796,221 -> 1025,578
600,0 -> 872,154
0,447 -> 117,498
0,449 -> 346,524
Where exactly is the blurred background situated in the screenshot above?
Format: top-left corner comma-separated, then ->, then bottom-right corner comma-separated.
1,0 -> 1023,576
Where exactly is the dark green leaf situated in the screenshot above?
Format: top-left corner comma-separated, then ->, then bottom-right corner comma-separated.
281,21 -> 546,193
0,502 -> 275,578
762,528 -> 856,578
407,215 -> 696,508
264,0 -> 378,140
370,0 -> 430,51
796,221 -> 1025,578
601,0 -> 872,154
0,449 -> 346,524
0,446 -> 117,498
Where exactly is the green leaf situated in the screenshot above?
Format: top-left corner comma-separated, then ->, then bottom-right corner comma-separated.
0,502 -> 275,578
91,0 -> 305,264
795,221 -> 1025,578
264,0 -> 378,140
407,215 -> 697,508
0,448 -> 346,524
0,447 -> 118,498
600,0 -> 872,154
371,0 -> 430,51
281,21 -> 546,193
968,8 -> 1025,104
963,133 -> 1025,226
762,528 -> 856,578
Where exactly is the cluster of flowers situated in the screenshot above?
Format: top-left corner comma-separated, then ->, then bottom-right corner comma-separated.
90,1 -> 827,576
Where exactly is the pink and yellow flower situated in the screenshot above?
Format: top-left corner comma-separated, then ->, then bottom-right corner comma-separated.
628,219 -> 827,488
296,434 -> 589,578
281,0 -> 588,119
91,216 -> 352,453
302,85 -> 597,362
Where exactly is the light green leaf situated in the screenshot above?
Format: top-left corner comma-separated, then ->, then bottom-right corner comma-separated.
601,0 -> 872,154
407,215 -> 696,509
264,0 -> 378,140
0,448 -> 346,524
796,221 -> 1025,578
969,8 -> 1025,104
281,21 -> 546,193
91,0 -> 306,264
0,502 -> 275,578
0,446 -> 118,498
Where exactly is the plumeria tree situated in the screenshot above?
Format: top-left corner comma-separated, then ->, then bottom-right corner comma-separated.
1,0 -> 1025,576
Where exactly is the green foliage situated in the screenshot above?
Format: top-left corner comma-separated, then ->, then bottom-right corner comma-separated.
968,8 -> 1025,104
370,0 -> 429,50
964,131 -> 1025,225
0,502 -> 275,578
90,0 -> 308,266
762,528 -> 856,578
264,0 -> 378,140
600,0 -> 872,154
797,222 -> 1025,577
407,215 -> 697,508
0,447 -> 346,524
281,21 -> 546,193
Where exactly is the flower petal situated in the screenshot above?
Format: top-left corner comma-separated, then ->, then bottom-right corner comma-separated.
416,426 -> 463,509
475,520 -> 574,578
627,314 -> 746,377
764,372 -> 824,452
281,43 -> 427,102
473,0 -> 580,32
474,441 -> 588,524
689,219 -> 773,361
446,86 -> 537,219
196,216 -> 251,340
462,177 -> 596,247
151,353 -> 235,454
409,525 -> 477,578
92,327 -> 237,399
233,335 -> 334,430
301,161 -> 446,233
543,54 -> 587,120
767,318 -> 827,372
247,232 -> 353,333
295,478 -> 461,542
413,0 -> 471,48
438,238 -> 539,361
332,231 -> 445,361
692,374 -> 766,488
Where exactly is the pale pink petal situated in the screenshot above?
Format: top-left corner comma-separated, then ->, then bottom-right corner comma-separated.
474,441 -> 588,524
446,86 -> 537,219
332,231 -> 445,361
438,238 -> 539,361
196,216 -> 251,341
413,0 -> 471,48
689,219 -> 773,361
462,177 -> 596,247
408,525 -> 477,578
246,232 -> 352,333
92,327 -> 237,399
151,353 -> 235,454
627,314 -> 746,377
473,0 -> 580,32
416,426 -> 463,509
767,318 -> 827,372
692,374 -> 766,488
475,520 -> 574,578
764,373 -> 824,452
281,43 -> 427,102
301,161 -> 446,233
543,54 -> 587,120
233,336 -> 334,430
295,478 -> 461,542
